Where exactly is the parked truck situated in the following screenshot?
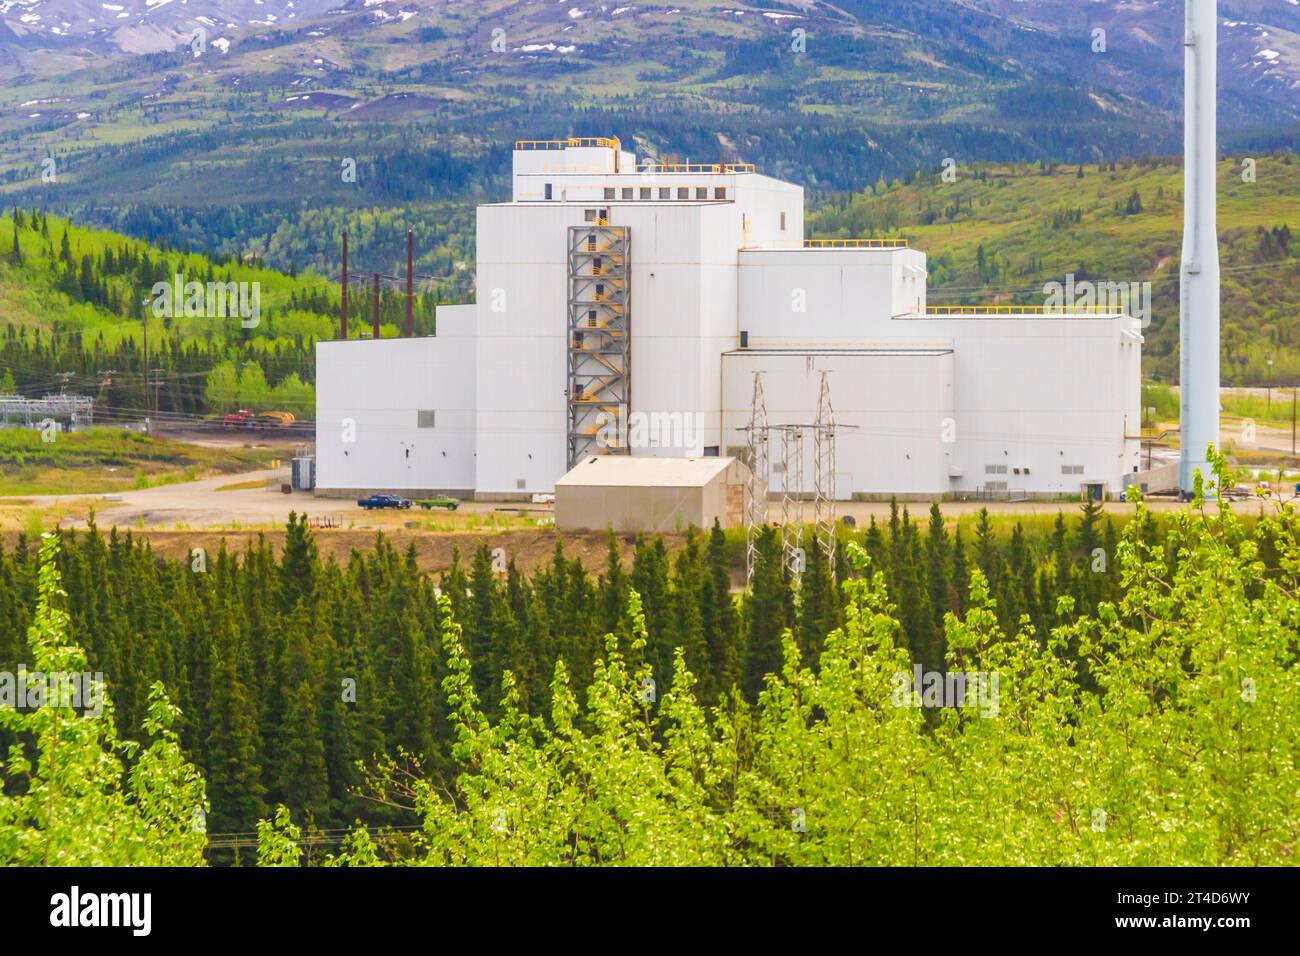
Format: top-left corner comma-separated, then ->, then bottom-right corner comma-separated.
222,409 -> 254,429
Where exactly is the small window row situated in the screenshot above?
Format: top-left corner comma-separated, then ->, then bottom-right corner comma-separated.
601,186 -> 727,201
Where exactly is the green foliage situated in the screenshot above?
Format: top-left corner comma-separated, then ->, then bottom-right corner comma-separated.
2,483 -> 1297,866
0,426 -> 278,495
0,534 -> 207,865
270,472 -> 1298,865
0,207 -> 369,415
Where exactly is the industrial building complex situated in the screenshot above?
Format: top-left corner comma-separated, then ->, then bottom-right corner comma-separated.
316,137 -> 1144,506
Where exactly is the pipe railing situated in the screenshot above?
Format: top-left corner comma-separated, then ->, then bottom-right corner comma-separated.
515,137 -> 622,151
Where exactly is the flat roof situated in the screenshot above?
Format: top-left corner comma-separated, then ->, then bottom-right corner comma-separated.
557,455 -> 737,488
482,201 -> 734,209
898,311 -> 1126,320
724,347 -> 953,356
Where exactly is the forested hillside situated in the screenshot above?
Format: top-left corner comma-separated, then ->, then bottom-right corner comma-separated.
2,462 -> 1297,864
0,207 -> 458,416
808,154 -> 1300,385
4,1 -> 1296,280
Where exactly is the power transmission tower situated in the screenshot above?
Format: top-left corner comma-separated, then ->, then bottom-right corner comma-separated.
743,370 -> 850,587
813,371 -> 838,582
743,372 -> 769,586
776,424 -> 806,586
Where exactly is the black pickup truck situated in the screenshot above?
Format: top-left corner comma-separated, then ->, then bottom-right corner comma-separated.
356,494 -> 413,510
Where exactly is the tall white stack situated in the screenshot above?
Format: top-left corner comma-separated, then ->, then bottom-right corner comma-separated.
1178,0 -> 1221,496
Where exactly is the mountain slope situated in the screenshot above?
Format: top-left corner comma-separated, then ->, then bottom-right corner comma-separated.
807,154 -> 1300,384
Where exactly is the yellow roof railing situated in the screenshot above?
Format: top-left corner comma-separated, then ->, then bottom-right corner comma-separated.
925,305 -> 1117,316
514,137 -> 622,151
635,162 -> 757,174
804,238 -> 910,249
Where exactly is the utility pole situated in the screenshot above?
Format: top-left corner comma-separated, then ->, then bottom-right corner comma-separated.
151,369 -> 164,424
405,229 -> 414,337
340,231 -> 349,340
141,298 -> 150,426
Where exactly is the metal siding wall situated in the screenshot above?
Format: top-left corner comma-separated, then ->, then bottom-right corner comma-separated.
315,334 -> 476,492
722,350 -> 952,497
915,317 -> 1138,496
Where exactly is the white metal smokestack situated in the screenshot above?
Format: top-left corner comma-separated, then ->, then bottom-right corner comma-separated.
1178,0 -> 1220,496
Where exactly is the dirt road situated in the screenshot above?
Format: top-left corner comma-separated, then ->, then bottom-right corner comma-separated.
9,469 -> 550,532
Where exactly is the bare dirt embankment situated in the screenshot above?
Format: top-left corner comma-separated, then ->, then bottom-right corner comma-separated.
0,527 -> 657,577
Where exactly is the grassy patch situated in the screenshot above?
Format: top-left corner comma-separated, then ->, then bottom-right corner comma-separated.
0,427 -> 279,495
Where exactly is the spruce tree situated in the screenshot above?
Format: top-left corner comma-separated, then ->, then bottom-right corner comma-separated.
206,604 -> 267,837
742,526 -> 792,700
700,521 -> 740,702
923,503 -> 950,668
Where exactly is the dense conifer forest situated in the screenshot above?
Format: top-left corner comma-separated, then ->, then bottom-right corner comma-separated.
3,472 -> 1297,864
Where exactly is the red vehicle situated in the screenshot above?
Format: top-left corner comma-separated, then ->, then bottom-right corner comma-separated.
222,409 -> 254,429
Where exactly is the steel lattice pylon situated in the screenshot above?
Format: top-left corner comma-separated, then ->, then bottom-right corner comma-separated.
741,369 -> 851,585
567,222 -> 631,468
813,371 -> 838,582
743,372 -> 769,586
777,424 -> 807,586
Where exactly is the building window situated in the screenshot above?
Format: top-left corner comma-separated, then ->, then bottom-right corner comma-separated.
677,187 -> 689,199
417,410 -> 436,428
739,330 -> 749,349
985,481 -> 1008,491
639,187 -> 651,200
714,187 -> 727,200
584,208 -> 598,222
604,187 -> 616,200
703,446 -> 720,457
621,187 -> 633,200
696,187 -> 708,199
659,187 -> 671,199
1062,464 -> 1085,476
780,211 -> 786,231
587,234 -> 597,250
984,464 -> 1008,475
516,479 -> 526,490
544,183 -> 553,200
587,310 -> 597,326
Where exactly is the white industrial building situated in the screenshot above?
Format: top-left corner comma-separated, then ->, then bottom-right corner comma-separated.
316,137 -> 1143,502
